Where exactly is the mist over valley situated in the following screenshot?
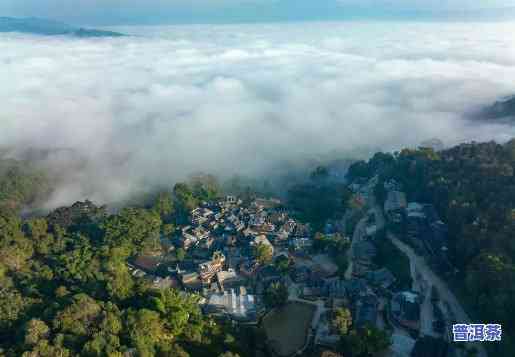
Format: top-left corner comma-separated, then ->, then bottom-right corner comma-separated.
2,21 -> 515,210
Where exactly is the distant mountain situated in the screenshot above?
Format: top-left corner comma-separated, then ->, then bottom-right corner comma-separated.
477,95 -> 515,123
0,17 -> 125,37
72,28 -> 125,38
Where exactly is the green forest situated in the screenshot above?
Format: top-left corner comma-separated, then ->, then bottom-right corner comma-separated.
0,175 -> 248,357
0,158 -> 51,214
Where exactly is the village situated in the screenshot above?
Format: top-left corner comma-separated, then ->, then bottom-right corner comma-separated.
124,176 -> 472,357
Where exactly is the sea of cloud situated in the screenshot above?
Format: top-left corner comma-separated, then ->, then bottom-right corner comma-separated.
1,21 -> 515,208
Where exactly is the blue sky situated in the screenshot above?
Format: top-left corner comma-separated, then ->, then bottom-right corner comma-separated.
2,0 -> 515,25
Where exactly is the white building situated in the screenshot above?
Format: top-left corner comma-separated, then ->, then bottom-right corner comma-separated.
206,288 -> 257,322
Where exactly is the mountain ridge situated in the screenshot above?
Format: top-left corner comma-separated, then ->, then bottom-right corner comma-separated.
476,95 -> 515,123
0,16 -> 125,37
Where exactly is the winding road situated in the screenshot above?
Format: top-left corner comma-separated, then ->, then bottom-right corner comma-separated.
367,182 -> 487,357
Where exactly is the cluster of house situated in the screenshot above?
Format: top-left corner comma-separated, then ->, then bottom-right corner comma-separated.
312,178 -> 424,348
310,269 -> 401,348
296,250 -> 399,348
125,183 -> 434,353
383,180 -> 452,273
322,175 -> 453,356
128,195 -> 315,323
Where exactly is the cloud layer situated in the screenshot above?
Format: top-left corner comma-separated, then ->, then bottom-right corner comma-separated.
2,21 -> 515,208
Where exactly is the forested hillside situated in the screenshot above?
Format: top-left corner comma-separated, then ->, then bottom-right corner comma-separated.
1,140 -> 514,356
0,158 -> 51,214
348,139 -> 515,356
0,180 -> 247,356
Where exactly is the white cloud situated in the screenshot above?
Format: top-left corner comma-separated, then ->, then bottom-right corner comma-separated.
1,21 -> 515,208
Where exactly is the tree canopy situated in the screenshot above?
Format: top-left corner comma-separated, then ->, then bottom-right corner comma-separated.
0,196 -> 245,357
